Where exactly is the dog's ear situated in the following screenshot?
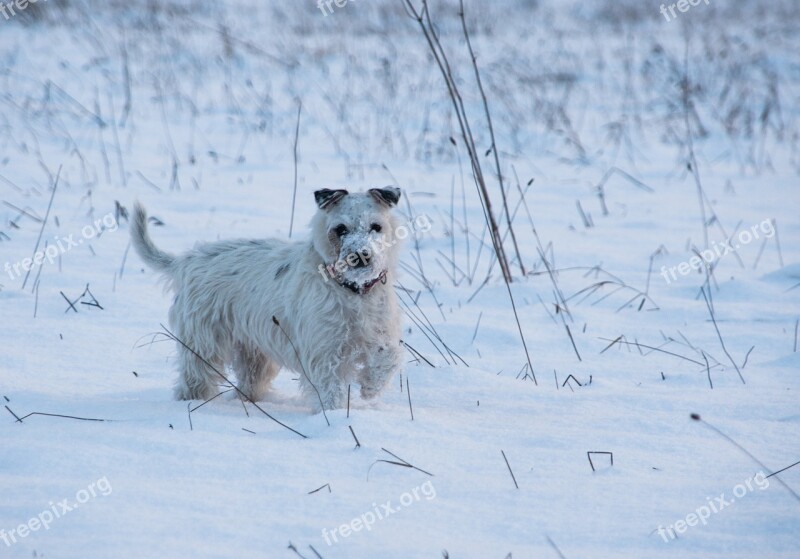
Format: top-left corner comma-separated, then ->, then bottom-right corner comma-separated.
369,186 -> 401,208
314,189 -> 349,210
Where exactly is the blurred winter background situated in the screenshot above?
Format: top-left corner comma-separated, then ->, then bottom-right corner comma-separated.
1,0 -> 799,557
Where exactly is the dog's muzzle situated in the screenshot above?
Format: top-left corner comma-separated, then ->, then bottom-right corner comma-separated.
326,264 -> 387,295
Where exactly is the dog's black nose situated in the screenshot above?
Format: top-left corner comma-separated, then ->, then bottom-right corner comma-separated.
353,248 -> 372,268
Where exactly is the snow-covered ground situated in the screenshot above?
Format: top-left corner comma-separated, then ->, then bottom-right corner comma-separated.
1,0 -> 799,557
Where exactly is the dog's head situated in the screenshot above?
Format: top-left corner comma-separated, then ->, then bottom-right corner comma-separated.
311,187 -> 402,294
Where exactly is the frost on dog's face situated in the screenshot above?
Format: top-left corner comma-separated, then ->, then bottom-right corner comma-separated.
312,188 -> 402,289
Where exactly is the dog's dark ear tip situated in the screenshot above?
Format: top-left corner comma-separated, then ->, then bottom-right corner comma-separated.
314,188 -> 349,210
369,186 -> 402,207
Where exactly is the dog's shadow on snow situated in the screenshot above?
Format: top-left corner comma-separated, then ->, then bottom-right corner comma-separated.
215,384 -> 389,416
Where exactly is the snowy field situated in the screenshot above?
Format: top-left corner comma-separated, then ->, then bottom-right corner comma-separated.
1,0 -> 799,557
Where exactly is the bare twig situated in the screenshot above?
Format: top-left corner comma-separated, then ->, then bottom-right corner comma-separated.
4,405 -> 22,422
767,459 -> 800,479
308,483 -> 331,495
587,451 -> 613,472
289,100 -> 301,238
598,336 -> 709,368
406,376 -> 414,421
402,0 -> 511,283
273,316 -> 330,426
367,447 -> 433,480
22,165 -> 61,290
159,324 -> 307,439
546,536 -> 568,559
691,414 -> 799,502
681,38 -> 709,250
401,340 -> 435,368
348,425 -> 361,449
11,411 -> 110,423
459,1 -> 525,276
702,350 -> 712,389
700,288 -> 745,384
501,450 -> 519,489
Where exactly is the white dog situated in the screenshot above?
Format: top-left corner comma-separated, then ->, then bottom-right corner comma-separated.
131,188 -> 405,411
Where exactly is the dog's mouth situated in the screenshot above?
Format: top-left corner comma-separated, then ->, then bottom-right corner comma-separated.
341,270 -> 387,295
326,263 -> 387,295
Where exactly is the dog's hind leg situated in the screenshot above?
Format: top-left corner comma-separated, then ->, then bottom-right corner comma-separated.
301,376 -> 347,411
174,345 -> 222,401
298,355 -> 348,411
234,345 -> 279,402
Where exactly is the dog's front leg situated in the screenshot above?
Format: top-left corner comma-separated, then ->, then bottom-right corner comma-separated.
360,342 -> 402,400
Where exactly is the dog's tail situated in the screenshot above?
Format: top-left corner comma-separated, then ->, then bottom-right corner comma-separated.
131,202 -> 175,272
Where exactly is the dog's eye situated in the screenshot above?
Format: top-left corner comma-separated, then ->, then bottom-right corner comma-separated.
370,223 -> 382,233
334,224 -> 349,237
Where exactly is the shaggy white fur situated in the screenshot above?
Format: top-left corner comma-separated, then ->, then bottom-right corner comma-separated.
130,188 -> 404,411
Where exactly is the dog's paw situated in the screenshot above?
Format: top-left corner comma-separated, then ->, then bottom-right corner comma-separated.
174,383 -> 216,401
173,385 -> 195,401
